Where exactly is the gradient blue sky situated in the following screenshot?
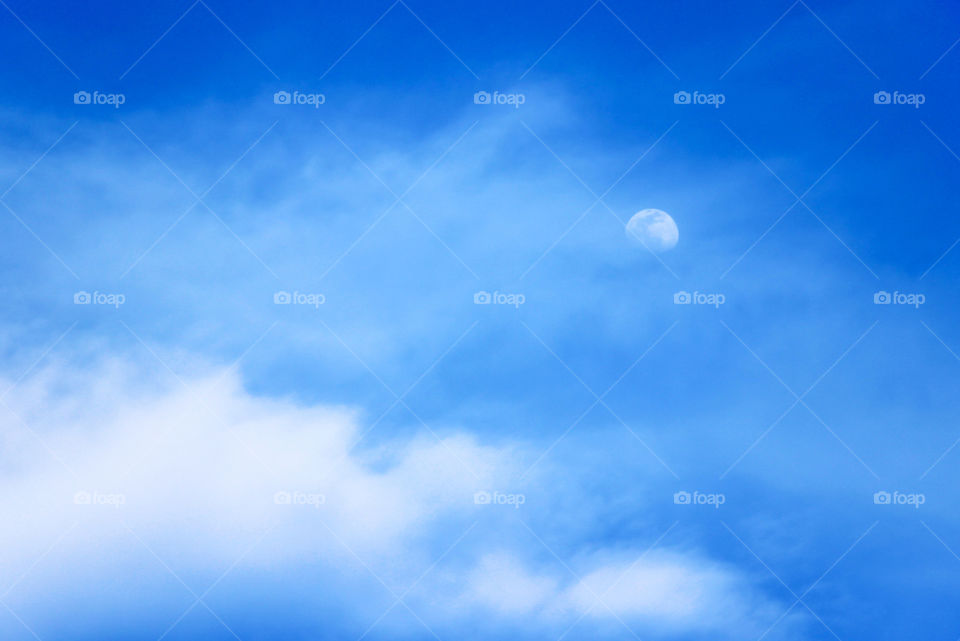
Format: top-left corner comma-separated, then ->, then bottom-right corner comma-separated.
2,1 -> 960,639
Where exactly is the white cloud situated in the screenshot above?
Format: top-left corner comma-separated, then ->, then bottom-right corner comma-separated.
1,359 -> 507,565
461,552 -> 559,615
457,549 -> 782,637
0,357 -> 789,639
559,552 -> 775,632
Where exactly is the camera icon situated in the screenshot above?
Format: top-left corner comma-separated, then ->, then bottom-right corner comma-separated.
274,291 -> 291,304
473,91 -> 491,105
673,491 -> 691,505
74,291 -> 91,304
873,291 -> 891,304
73,91 -> 91,105
474,491 -> 492,505
273,491 -> 292,505
474,291 -> 491,304
873,91 -> 891,105
673,91 -> 691,105
73,491 -> 92,505
873,490 -> 891,505
273,90 -> 291,105
673,291 -> 691,304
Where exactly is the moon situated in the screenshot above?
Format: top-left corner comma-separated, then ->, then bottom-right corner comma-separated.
626,209 -> 679,252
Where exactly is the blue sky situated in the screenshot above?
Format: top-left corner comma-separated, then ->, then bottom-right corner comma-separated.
2,1 -> 960,639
